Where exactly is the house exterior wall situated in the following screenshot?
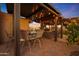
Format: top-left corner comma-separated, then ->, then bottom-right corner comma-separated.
0,12 -> 29,42
20,18 -> 29,30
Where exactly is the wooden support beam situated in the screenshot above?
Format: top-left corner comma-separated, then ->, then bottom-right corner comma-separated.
0,4 -> 1,12
40,4 -> 59,16
0,4 -> 4,44
60,18 -> 63,38
13,3 -> 20,56
26,6 -> 43,18
0,16 -> 2,44
54,17 -> 58,41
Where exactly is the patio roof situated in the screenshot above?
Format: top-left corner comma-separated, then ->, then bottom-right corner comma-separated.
6,3 -> 60,18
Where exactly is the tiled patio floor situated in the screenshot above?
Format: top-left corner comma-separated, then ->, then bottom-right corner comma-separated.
0,38 -> 79,56
23,38 -> 79,56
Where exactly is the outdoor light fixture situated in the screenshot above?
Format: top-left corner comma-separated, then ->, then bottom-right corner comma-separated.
46,25 -> 49,28
48,12 -> 51,15
57,25 -> 61,28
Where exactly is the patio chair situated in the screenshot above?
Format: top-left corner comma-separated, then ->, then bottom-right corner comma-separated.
20,30 -> 32,54
32,30 -> 44,48
20,30 -> 44,54
20,30 -> 28,47
3,31 -> 15,55
4,30 -> 14,43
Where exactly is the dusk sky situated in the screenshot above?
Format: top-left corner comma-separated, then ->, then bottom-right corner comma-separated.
50,3 -> 79,18
1,3 -> 79,18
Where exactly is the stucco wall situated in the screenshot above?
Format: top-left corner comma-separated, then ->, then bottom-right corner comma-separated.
0,12 -> 30,42
20,18 -> 29,30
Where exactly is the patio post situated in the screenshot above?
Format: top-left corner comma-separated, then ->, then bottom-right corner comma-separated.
0,4 -> 3,44
0,4 -> 1,12
60,17 -> 63,38
54,16 -> 58,41
13,3 -> 21,56
41,21 -> 43,29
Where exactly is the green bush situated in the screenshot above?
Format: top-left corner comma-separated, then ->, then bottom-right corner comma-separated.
65,22 -> 79,44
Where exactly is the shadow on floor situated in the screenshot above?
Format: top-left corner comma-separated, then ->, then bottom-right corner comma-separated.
70,51 -> 79,56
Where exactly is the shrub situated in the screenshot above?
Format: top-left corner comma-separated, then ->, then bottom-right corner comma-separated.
64,22 -> 79,44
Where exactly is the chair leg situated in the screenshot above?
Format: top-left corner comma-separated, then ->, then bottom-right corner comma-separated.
32,39 -> 41,48
41,37 -> 44,44
38,39 -> 41,48
21,41 -> 24,47
28,41 -> 31,54
33,40 -> 37,48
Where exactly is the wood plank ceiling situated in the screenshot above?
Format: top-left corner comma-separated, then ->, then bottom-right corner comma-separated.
6,3 -> 61,25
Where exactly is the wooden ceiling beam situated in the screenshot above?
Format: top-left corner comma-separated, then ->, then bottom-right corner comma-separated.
25,6 -> 44,18
40,3 -> 60,16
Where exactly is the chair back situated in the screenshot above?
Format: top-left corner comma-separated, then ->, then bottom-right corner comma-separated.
20,30 -> 29,41
36,30 -> 44,38
4,30 -> 13,42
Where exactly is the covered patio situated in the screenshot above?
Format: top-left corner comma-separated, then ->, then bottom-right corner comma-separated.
0,3 -> 79,56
